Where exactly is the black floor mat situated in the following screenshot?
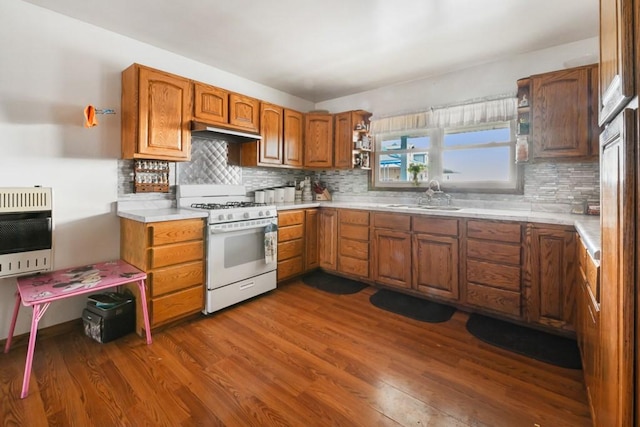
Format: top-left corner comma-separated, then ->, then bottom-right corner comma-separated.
301,271 -> 368,295
369,289 -> 455,323
466,313 -> 582,369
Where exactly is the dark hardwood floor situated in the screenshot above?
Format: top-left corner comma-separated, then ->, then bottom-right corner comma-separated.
1,280 -> 591,426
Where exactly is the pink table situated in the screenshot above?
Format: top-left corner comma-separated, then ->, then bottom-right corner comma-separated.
4,259 -> 152,398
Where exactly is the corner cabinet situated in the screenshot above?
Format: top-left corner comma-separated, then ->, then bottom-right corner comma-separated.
531,64 -> 599,160
526,224 -> 576,333
122,64 -> 193,161
304,113 -> 333,168
120,217 -> 205,334
334,110 -> 372,169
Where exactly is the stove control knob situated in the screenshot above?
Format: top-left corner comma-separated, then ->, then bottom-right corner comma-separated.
218,214 -> 225,221
258,211 -> 264,217
265,210 -> 271,217
227,213 -> 233,220
243,212 -> 250,219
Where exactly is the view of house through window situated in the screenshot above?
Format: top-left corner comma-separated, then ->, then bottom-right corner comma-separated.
375,121 -> 519,191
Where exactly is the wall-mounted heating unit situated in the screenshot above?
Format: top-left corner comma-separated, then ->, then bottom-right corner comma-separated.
0,187 -> 53,279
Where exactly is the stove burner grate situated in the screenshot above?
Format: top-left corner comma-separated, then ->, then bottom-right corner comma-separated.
190,201 -> 267,210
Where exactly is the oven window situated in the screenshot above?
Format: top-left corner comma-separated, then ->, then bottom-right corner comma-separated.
224,230 -> 264,268
0,212 -> 52,255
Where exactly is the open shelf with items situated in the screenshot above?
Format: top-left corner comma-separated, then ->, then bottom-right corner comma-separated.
134,159 -> 170,193
515,78 -> 531,163
352,149 -> 372,170
351,111 -> 373,170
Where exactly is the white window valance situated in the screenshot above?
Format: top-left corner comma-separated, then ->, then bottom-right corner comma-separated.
370,96 -> 518,135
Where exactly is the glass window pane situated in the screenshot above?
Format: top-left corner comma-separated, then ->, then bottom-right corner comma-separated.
442,146 -> 511,183
407,136 -> 430,149
381,139 -> 403,151
444,126 -> 510,147
378,152 -> 429,183
381,135 -> 430,151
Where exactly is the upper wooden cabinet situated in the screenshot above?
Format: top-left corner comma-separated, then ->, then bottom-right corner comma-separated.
122,64 -> 193,161
240,104 -> 304,168
599,0 -> 634,125
193,82 -> 260,133
531,64 -> 599,160
334,110 -> 372,170
304,113 -> 334,168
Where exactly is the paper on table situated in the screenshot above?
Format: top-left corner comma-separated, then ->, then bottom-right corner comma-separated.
264,223 -> 278,264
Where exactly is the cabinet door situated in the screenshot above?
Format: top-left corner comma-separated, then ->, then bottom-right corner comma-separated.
334,112 -> 353,169
532,66 -> 593,159
528,225 -> 576,332
412,233 -> 459,301
135,66 -> 192,161
599,0 -> 634,125
259,103 -> 284,165
305,114 -> 333,168
284,109 -> 304,167
319,209 -> 338,270
305,209 -> 319,271
229,93 -> 259,132
193,82 -> 228,125
373,229 -> 411,289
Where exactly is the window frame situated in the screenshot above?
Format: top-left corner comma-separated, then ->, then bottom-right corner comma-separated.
371,120 -> 524,194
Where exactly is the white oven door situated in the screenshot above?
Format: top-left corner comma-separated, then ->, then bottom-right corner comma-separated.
207,219 -> 277,290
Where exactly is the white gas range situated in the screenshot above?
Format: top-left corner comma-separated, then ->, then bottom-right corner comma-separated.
177,185 -> 278,314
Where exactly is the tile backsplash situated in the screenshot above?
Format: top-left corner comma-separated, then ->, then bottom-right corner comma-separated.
118,138 -> 600,213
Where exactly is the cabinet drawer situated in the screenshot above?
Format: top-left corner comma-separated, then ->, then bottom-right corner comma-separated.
373,213 -> 411,231
340,223 -> 369,241
277,256 -> 303,281
467,220 -> 521,243
466,259 -> 521,291
340,210 -> 370,226
413,217 -> 458,236
150,261 -> 203,297
151,285 -> 203,326
278,224 -> 304,242
466,282 -> 521,317
278,210 -> 305,227
278,239 -> 304,261
149,219 -> 204,246
338,256 -> 369,277
339,239 -> 369,260
150,241 -> 203,269
467,239 -> 521,265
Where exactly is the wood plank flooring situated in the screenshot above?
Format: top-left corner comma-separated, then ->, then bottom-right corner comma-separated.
0,280 -> 592,426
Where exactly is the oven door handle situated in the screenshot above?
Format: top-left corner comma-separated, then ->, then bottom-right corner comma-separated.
209,221 -> 277,234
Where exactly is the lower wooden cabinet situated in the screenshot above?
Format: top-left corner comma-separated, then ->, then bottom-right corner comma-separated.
319,208 -> 338,270
412,217 -> 459,301
526,224 -> 576,332
464,219 -> 523,319
120,217 -> 205,334
305,209 -> 319,271
277,210 -> 305,281
372,213 -> 412,289
337,210 -> 370,279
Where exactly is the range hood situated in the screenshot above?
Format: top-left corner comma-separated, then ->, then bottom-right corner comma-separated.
191,121 -> 262,143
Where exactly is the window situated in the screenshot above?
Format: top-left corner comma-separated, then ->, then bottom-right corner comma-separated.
373,121 -> 522,192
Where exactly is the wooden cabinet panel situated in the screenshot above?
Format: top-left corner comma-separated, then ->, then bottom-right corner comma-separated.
151,285 -> 204,327
278,224 -> 304,242
528,225 -> 576,332
466,239 -> 521,265
150,261 -> 203,297
150,241 -> 204,269
259,102 -> 284,165
319,209 -> 338,270
277,209 -> 305,281
373,229 -> 411,289
122,64 -> 192,161
277,257 -> 304,281
278,210 -> 305,227
340,209 -> 370,225
339,239 -> 369,260
466,259 -> 521,292
305,209 -> 319,271
334,112 -> 353,169
193,82 -> 228,125
412,216 -> 458,236
304,114 -> 333,168
412,233 -> 459,300
337,209 -> 370,279
531,65 -> 598,159
284,109 -> 304,167
599,0 -> 634,125
150,219 -> 204,246
229,93 -> 259,132
373,212 -> 411,231
338,257 -> 369,277
278,239 -> 304,261
467,220 -> 521,243
466,283 -> 521,317
340,223 -> 369,241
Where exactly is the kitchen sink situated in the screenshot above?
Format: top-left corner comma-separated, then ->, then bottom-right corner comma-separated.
383,204 -> 462,211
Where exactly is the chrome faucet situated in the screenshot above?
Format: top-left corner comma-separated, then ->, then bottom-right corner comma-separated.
418,179 -> 451,206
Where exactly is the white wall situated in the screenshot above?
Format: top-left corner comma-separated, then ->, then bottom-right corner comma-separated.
316,38 -> 599,117
0,0 -> 314,340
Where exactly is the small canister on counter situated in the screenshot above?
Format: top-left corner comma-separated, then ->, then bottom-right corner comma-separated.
265,189 -> 275,204
274,187 -> 285,204
255,191 -> 265,204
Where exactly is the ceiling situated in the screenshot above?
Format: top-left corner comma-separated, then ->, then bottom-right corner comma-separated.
23,0 -> 599,102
